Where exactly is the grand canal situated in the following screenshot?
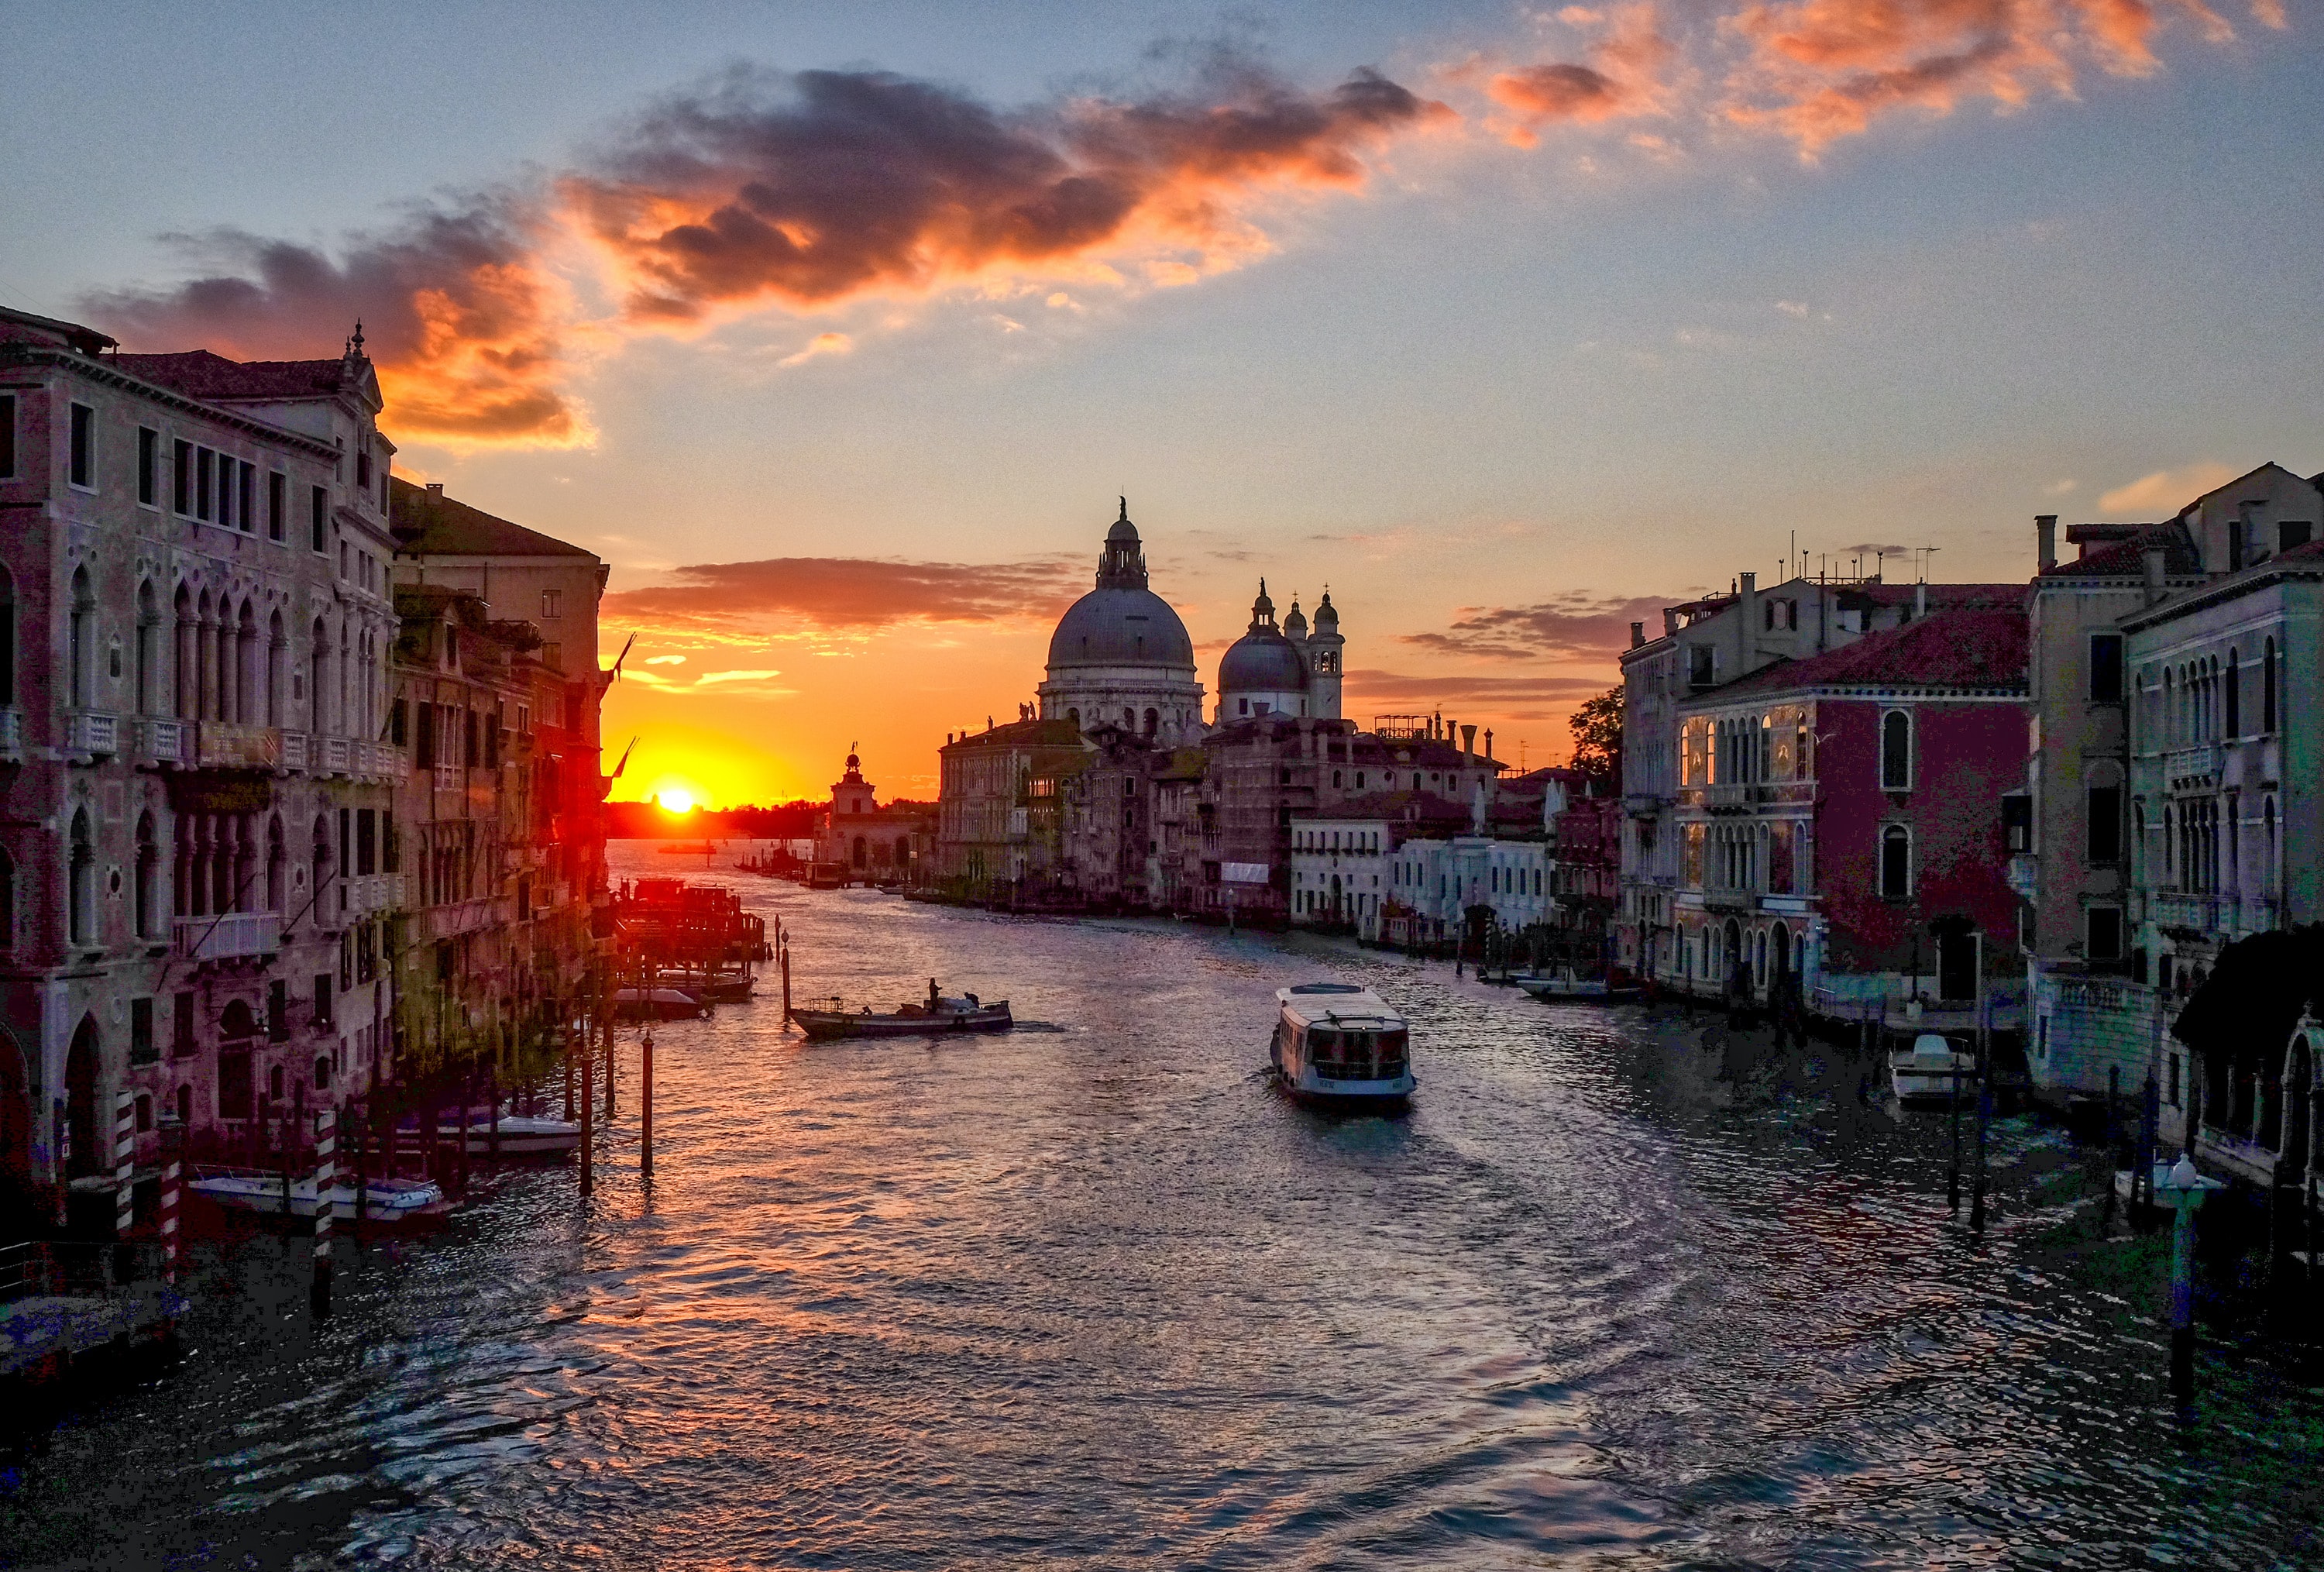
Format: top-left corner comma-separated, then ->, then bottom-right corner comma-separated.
9,847 -> 2324,1569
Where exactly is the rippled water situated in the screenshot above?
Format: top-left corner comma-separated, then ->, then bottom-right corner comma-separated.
9,844 -> 2324,1570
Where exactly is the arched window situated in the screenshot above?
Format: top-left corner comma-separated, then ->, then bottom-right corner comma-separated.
2226,648 -> 2241,737
2265,796 -> 2279,897
311,618 -> 332,734
2264,637 -> 2278,733
171,584 -> 194,718
214,600 -> 236,722
1143,708 -> 1158,738
266,611 -> 285,727
133,811 -> 159,938
135,580 -> 158,715
1879,824 -> 1910,900
235,600 -> 258,726
314,1055 -> 332,1091
68,807 -> 95,944
266,816 -> 285,911
68,566 -> 94,708
2163,803 -> 2177,888
1879,710 -> 1912,791
312,814 -> 335,920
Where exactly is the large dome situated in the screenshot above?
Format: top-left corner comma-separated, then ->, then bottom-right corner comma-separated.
1049,586 -> 1196,669
1218,628 -> 1308,693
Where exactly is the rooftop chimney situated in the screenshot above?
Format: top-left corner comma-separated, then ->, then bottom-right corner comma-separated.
2142,546 -> 2167,605
1460,724 -> 1477,766
1630,620 -> 1645,649
1914,580 -> 1927,618
1739,571 -> 1756,596
1662,607 -> 1679,638
426,480 -> 445,497
2036,514 -> 2058,572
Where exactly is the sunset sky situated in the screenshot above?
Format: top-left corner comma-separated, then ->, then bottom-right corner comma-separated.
7,1 -> 2317,807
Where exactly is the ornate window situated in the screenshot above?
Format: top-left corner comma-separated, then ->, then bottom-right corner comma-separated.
1879,710 -> 1913,792
1879,824 -> 1910,900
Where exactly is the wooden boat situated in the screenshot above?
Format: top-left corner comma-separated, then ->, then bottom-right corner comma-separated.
615,986 -> 711,1021
1513,968 -> 1642,1003
1890,1033 -> 1978,1106
1270,983 -> 1415,1111
396,1113 -> 582,1158
187,1167 -> 452,1224
789,993 -> 1013,1040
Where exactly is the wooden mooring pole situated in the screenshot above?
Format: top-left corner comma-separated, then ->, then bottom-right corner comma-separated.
158,1114 -> 183,1288
112,1091 -> 136,1241
562,994 -> 576,1121
641,1026 -> 655,1182
1970,999 -> 1992,1236
1946,1041 -> 1963,1213
579,1027 -> 594,1199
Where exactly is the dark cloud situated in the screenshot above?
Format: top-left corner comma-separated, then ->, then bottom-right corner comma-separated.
1397,592 -> 1671,662
1344,667 -> 1611,720
602,555 -> 1085,629
569,62 -> 1448,322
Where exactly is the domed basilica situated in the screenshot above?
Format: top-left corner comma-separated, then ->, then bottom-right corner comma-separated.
1037,500 -> 1346,741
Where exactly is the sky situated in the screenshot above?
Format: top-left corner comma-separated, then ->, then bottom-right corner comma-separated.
5,0 -> 2318,807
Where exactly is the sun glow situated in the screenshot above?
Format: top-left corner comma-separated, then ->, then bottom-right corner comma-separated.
655,786 -> 698,814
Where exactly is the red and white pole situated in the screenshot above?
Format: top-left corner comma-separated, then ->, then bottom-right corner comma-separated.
112,1091 -> 136,1240
311,1106 -> 335,1319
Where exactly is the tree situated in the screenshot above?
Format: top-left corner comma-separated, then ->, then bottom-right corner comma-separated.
1568,686 -> 1623,784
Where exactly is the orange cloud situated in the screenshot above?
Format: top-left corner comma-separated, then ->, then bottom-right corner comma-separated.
1483,4 -> 1678,145
602,554 -> 1087,631
1719,0 -> 2258,155
81,201 -> 585,446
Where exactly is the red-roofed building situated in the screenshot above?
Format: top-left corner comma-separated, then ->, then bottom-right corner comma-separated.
1659,601 -> 2031,1023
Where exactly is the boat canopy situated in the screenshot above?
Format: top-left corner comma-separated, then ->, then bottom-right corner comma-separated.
1277,984 -> 1404,1032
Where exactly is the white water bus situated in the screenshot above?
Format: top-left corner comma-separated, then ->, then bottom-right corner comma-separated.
1270,983 -> 1415,1111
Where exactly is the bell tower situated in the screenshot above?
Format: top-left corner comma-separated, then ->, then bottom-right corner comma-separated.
1307,589 -> 1344,720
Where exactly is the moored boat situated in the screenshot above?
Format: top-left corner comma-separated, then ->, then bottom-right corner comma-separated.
395,1113 -> 582,1158
1890,1033 -> 1977,1106
789,991 -> 1013,1040
1270,983 -> 1415,1111
1512,968 -> 1641,1003
614,986 -> 711,1021
186,1167 -> 452,1224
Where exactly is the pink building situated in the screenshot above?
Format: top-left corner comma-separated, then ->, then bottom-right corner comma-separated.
1665,600 -> 2031,1024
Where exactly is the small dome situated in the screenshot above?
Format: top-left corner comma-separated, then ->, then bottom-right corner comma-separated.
1106,497 -> 1138,544
1313,590 -> 1338,628
1283,598 -> 1308,637
1219,628 -> 1309,695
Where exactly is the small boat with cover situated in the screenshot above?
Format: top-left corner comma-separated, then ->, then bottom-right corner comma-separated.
1890,1032 -> 1977,1106
186,1167 -> 452,1224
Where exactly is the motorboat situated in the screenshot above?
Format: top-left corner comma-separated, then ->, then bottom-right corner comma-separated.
1890,1033 -> 1978,1106
789,992 -> 1013,1040
614,986 -> 711,1021
1270,983 -> 1415,1111
186,1166 -> 452,1224
1512,968 -> 1642,1003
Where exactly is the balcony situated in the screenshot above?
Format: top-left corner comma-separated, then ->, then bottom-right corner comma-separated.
194,722 -> 281,771
173,910 -> 280,963
65,710 -> 119,758
2150,891 -> 2219,934
423,895 -> 510,941
2163,744 -> 2222,789
0,707 -> 19,759
341,873 -> 404,917
138,717 -> 187,765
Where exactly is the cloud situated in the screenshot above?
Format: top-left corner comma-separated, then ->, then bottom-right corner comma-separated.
2041,477 -> 2078,496
1775,298 -> 1811,316
602,554 -> 1087,630
1344,667 -> 1614,720
776,331 -> 853,366
566,60 -> 1450,326
1718,0 -> 2262,157
1477,3 -> 1677,146
693,668 -> 783,684
1397,591 -> 1673,661
2097,460 -> 2239,516
643,654 -> 689,665
83,198 -> 586,445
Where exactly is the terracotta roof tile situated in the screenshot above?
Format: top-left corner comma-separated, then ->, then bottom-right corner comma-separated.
1713,606 -> 2028,697
2042,520 -> 2200,578
390,476 -> 594,559
114,348 -> 355,401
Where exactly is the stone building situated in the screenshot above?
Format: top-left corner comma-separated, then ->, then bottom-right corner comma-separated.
933,717 -> 1088,897
814,749 -> 930,879
387,481 -> 607,1082
0,308 -> 403,1227
1662,599 -> 2030,1020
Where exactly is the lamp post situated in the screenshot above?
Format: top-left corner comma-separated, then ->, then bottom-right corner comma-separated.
2154,1153 -> 2226,1402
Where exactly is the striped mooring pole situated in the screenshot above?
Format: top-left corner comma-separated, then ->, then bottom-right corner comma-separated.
311,1106 -> 335,1319
113,1091 -> 137,1240
158,1114 -> 183,1288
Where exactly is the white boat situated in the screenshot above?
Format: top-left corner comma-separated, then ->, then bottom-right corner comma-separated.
1890,1034 -> 1977,1106
1513,969 -> 1642,1003
1270,983 -> 1415,1110
187,1166 -> 452,1223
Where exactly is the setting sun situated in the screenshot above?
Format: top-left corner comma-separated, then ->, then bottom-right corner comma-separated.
655,787 -> 696,814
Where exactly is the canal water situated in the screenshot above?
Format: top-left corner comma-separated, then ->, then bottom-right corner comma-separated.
8,844 -> 2324,1569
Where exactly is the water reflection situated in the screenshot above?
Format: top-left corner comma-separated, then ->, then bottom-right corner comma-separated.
5,846 -> 2323,1569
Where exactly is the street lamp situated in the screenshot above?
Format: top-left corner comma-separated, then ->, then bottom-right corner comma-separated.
2153,1153 -> 2226,1401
